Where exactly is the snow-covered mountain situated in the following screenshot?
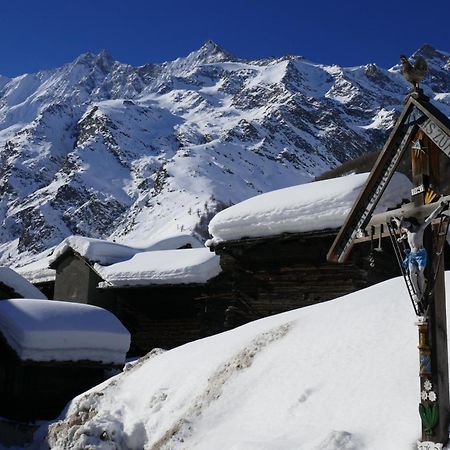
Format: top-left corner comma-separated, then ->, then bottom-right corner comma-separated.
1,42 -> 449,265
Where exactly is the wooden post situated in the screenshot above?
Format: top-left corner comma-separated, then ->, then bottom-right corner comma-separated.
422,226 -> 450,445
412,133 -> 449,447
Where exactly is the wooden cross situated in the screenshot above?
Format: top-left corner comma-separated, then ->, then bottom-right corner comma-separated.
327,94 -> 450,447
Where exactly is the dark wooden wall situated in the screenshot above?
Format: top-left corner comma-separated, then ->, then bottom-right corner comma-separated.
0,339 -> 109,422
112,285 -> 206,356
202,231 -> 400,336
35,281 -> 55,300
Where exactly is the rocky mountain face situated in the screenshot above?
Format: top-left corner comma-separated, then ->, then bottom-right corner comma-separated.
0,41 -> 449,266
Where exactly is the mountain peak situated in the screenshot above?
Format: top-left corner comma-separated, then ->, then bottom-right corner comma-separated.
163,40 -> 233,75
413,43 -> 443,60
188,40 -> 233,64
199,40 -> 229,56
73,49 -> 115,71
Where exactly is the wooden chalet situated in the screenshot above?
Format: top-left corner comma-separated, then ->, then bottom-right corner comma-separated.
96,247 -> 222,355
204,172 -> 413,335
48,236 -> 222,355
48,236 -> 139,310
205,228 -> 400,335
100,284 -> 210,355
49,234 -> 205,309
0,299 -> 130,422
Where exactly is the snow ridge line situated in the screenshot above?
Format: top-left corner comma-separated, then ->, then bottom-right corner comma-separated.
149,322 -> 292,449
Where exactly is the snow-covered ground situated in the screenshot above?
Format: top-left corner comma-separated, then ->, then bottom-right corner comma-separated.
34,274 -> 448,450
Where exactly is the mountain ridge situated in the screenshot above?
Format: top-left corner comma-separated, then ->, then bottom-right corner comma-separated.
0,42 -> 449,267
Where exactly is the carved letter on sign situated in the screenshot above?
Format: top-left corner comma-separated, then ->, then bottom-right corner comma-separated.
419,119 -> 450,157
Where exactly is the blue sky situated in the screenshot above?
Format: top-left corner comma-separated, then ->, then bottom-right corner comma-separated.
1,0 -> 448,77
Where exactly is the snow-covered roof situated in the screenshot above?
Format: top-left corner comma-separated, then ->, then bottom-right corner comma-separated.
144,234 -> 203,251
49,236 -> 141,266
95,248 -> 221,288
0,267 -> 47,300
14,257 -> 55,284
0,299 -> 130,364
208,172 -> 411,245
49,234 -> 204,267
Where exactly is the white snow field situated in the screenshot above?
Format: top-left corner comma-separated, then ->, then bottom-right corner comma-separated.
39,273 -> 447,450
0,299 -> 130,363
208,171 -> 411,244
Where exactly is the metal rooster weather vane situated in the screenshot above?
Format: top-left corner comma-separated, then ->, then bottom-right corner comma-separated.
327,52 -> 450,450
400,54 -> 428,95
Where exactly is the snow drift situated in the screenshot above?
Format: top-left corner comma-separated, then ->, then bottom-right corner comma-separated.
41,273 -> 442,449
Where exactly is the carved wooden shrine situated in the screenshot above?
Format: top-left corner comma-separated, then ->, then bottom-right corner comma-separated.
327,94 -> 450,447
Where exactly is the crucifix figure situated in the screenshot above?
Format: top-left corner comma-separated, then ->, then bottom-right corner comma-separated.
392,201 -> 448,303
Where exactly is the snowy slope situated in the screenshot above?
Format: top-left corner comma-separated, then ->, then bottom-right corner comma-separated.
1,42 -> 449,266
40,274 -> 449,450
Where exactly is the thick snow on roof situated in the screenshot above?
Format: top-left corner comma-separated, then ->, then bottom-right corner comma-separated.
48,234 -> 204,267
48,236 -> 141,266
14,257 -> 55,284
144,233 -> 203,251
0,267 -> 47,299
45,274 -> 441,449
95,248 -> 221,288
208,172 -> 411,244
0,299 -> 130,363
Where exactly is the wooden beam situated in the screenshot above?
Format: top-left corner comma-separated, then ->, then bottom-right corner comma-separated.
411,97 -> 450,140
360,195 -> 450,229
327,115 -> 418,263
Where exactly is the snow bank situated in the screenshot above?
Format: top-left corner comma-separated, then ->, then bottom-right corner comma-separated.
95,248 -> 221,287
0,267 -> 47,299
44,273 -> 436,449
0,299 -> 130,364
48,236 -> 141,266
14,257 -> 55,284
208,172 -> 411,244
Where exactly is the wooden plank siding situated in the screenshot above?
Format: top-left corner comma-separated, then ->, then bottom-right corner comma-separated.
111,286 -> 207,355
0,334 -> 112,421
204,231 -> 401,335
